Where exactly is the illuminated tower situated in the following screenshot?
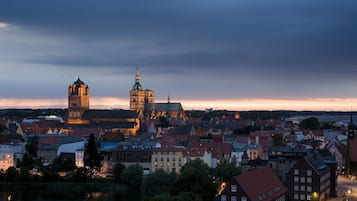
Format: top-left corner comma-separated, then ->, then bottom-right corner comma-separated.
68,77 -> 89,124
130,66 -> 154,115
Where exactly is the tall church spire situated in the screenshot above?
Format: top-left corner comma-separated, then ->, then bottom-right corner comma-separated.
132,65 -> 142,90
135,65 -> 140,83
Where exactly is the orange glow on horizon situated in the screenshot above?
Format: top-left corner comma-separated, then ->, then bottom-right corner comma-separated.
1,97 -> 357,111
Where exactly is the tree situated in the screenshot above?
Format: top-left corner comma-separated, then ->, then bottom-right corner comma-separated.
41,166 -> 59,182
5,167 -> 19,182
121,164 -> 143,190
25,136 -> 39,157
71,167 -> 91,182
0,124 -> 6,133
112,162 -> 125,182
158,116 -> 169,128
83,134 -> 101,175
171,159 -> 216,201
142,169 -> 176,197
213,161 -> 240,181
20,153 -> 35,170
272,133 -> 285,146
299,117 -> 320,130
51,156 -> 76,172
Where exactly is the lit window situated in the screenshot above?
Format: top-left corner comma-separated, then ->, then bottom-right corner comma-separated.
231,185 -> 237,192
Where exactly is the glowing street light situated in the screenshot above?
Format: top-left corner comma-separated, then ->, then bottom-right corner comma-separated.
312,192 -> 319,201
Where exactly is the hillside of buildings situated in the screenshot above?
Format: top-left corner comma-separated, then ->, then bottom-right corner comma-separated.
1,107 -> 357,201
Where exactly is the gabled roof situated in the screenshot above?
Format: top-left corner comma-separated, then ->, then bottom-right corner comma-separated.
234,167 -> 287,201
154,103 -> 184,112
184,147 -> 207,157
190,142 -> 232,158
304,152 -> 330,175
82,109 -> 138,119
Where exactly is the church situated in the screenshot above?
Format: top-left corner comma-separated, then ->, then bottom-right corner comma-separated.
66,66 -> 185,135
67,78 -> 140,136
129,66 -> 185,120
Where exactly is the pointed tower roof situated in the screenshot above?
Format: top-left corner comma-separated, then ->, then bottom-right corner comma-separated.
132,65 -> 143,90
74,77 -> 85,85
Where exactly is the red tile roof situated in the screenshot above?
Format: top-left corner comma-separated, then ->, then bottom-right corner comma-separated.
249,131 -> 275,138
184,147 -> 207,157
237,135 -> 249,143
259,138 -> 274,152
234,167 -> 287,201
190,142 -> 232,158
153,146 -> 185,152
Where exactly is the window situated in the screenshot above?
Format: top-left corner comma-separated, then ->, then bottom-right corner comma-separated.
300,194 -> 305,200
307,170 -> 312,176
307,194 -> 312,200
231,196 -> 237,201
294,176 -> 299,183
300,177 -> 305,183
307,177 -> 312,183
241,197 -> 247,201
294,185 -> 299,191
221,195 -> 227,201
306,186 -> 312,192
300,185 -> 305,191
231,185 -> 237,192
294,194 -> 298,200
294,169 -> 299,175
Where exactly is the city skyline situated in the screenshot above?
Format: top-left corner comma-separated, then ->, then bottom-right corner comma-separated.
1,1 -> 357,111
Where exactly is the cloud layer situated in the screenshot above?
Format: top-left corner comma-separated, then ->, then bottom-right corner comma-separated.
0,0 -> 357,105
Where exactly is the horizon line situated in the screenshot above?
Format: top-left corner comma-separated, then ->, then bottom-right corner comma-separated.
1,97 -> 357,111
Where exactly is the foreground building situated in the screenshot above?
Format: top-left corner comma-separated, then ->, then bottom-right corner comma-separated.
287,152 -> 330,201
215,167 -> 287,201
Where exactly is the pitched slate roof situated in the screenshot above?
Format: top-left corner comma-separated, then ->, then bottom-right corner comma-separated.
304,152 -> 330,175
82,109 -> 138,119
152,103 -> 184,112
234,167 -> 287,201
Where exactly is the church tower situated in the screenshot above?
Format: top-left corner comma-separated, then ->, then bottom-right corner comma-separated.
130,66 -> 155,116
68,77 -> 89,124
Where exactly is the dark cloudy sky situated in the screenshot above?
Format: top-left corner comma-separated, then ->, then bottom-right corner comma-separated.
0,0 -> 357,109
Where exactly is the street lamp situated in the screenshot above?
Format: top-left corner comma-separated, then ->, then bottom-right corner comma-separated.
312,192 -> 319,201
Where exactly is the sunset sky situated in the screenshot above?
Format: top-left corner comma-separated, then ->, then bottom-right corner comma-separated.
0,1 -> 357,111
